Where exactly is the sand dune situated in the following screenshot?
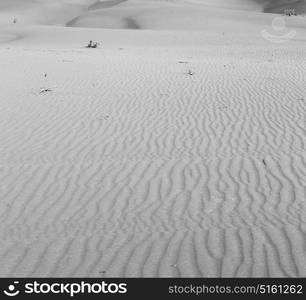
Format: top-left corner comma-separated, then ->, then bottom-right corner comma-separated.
254,0 -> 306,13
1,1 -> 305,29
0,1 -> 305,278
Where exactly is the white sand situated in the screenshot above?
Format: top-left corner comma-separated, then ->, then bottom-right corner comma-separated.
0,0 -> 305,277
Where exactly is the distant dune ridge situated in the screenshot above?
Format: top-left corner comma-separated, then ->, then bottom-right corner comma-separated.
0,1 -> 305,278
0,1 -> 305,28
254,0 -> 306,13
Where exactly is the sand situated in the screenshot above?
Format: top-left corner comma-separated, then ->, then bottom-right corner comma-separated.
0,0 -> 305,277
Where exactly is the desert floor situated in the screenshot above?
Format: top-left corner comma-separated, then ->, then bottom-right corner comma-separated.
0,0 -> 305,277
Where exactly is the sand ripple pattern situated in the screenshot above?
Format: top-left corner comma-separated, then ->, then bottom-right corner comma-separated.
0,45 -> 305,277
